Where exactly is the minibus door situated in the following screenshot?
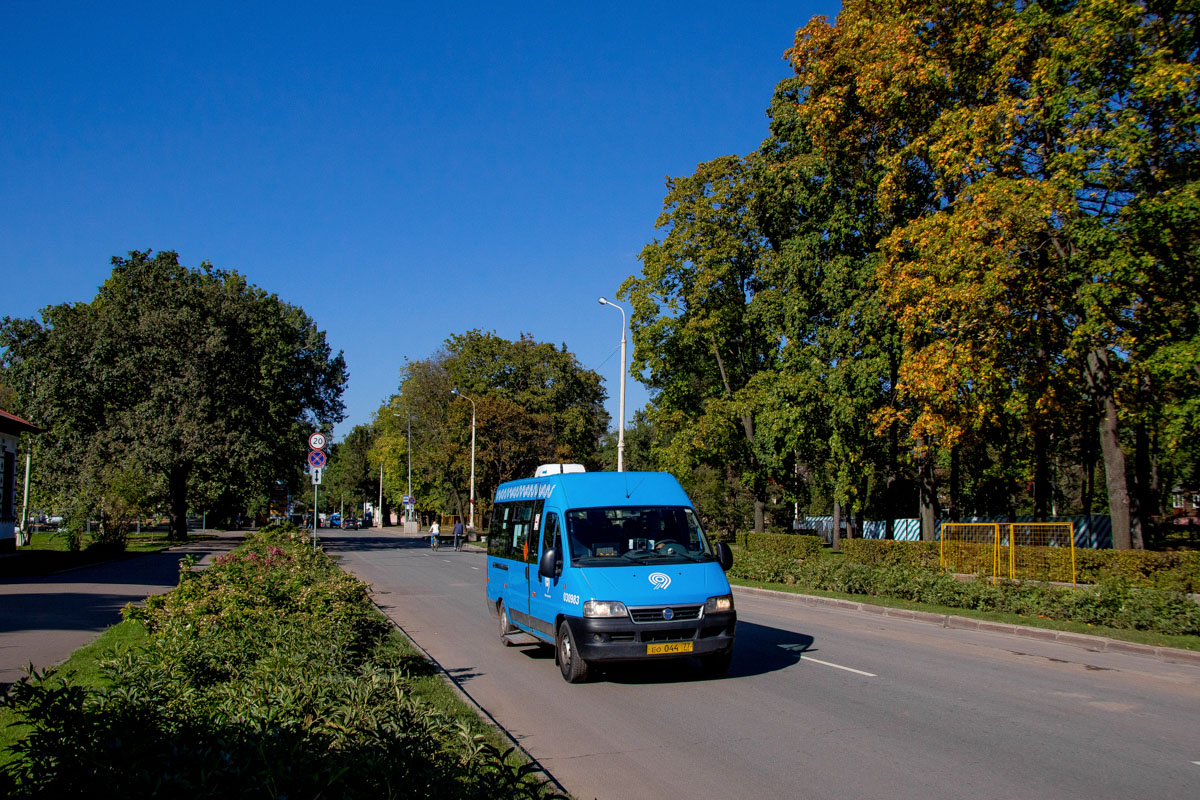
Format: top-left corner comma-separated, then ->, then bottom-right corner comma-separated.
510,501 -> 537,629
529,510 -> 563,637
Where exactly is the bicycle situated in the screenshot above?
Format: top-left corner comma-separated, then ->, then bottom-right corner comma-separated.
430,534 -> 439,551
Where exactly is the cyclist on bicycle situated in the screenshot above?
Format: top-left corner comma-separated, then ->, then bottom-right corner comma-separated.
430,520 -> 440,550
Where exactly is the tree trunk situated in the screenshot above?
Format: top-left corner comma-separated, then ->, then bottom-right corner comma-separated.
1133,420 -> 1151,550
753,499 -> 765,534
918,438 -> 938,541
167,465 -> 190,541
1032,422 -> 1050,522
949,445 -> 960,523
832,499 -> 842,551
1086,347 -> 1132,550
1081,403 -> 1096,516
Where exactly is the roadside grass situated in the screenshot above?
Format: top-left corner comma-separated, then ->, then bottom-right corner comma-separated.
728,575 -> 1200,652
376,627 -> 527,763
0,620 -> 150,764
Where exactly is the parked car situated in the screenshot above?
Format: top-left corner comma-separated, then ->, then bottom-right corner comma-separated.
342,516 -> 360,530
329,513 -> 342,528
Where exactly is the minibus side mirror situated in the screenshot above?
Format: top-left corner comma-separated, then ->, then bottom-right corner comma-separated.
715,542 -> 733,572
538,547 -> 561,579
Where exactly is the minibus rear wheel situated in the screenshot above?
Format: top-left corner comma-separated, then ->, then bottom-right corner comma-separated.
498,601 -> 517,645
557,620 -> 590,683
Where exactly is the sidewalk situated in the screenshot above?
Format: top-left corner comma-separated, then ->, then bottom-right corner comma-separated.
0,532 -> 242,690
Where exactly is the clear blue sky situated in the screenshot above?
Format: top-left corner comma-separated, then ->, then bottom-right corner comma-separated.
2,1 -> 839,441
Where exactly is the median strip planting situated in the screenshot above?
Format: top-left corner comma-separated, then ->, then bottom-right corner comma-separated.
0,525 -> 563,799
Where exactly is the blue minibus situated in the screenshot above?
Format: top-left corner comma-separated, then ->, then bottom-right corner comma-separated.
486,465 -> 736,682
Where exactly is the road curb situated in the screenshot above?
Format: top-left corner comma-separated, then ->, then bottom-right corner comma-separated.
731,584 -> 1200,667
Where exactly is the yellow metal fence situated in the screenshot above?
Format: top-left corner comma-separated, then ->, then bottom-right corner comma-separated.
940,522 -> 1076,586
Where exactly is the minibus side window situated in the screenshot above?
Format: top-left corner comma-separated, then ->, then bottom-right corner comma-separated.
511,502 -> 534,561
527,499 -> 545,563
540,512 -> 561,565
488,504 -> 513,559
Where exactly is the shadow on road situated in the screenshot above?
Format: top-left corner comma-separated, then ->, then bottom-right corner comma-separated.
323,533 -> 484,558
497,620 -> 817,685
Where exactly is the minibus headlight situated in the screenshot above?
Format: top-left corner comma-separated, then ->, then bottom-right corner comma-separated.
583,600 -> 629,618
705,594 -> 734,613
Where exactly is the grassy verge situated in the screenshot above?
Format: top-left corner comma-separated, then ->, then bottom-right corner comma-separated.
0,620 -> 150,764
729,575 -> 1200,651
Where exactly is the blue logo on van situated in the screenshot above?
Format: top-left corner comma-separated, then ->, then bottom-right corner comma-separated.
663,608 -> 674,620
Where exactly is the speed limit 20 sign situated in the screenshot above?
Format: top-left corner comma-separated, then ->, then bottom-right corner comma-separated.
308,432 -> 327,450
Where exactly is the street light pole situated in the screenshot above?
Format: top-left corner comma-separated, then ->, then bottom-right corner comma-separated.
450,389 -> 477,529
598,297 -> 627,472
393,411 -> 413,523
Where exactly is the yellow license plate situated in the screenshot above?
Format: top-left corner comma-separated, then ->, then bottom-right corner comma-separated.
647,642 -> 693,655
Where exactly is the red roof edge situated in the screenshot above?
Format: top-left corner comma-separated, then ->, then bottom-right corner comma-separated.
0,408 -> 44,435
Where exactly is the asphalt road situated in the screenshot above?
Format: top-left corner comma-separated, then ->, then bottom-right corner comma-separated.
327,529 -> 1200,800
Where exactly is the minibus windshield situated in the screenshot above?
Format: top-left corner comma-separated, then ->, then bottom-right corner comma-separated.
564,506 -> 715,566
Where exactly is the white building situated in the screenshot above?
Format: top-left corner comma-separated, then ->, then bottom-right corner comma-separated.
0,408 -> 42,552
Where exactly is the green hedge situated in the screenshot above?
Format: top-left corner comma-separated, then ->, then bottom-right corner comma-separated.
839,539 -> 1200,592
0,526 -> 559,799
730,549 -> 1200,636
737,532 -> 825,561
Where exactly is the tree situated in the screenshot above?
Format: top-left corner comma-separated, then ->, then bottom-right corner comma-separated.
375,330 -> 607,526
622,155 -> 780,532
772,0 -> 1199,547
323,424 -> 377,514
0,250 -> 346,539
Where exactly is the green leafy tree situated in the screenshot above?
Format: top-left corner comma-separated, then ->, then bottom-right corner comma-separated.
375,331 -> 607,526
0,250 -> 346,539
622,155 -> 780,532
322,424 -> 376,516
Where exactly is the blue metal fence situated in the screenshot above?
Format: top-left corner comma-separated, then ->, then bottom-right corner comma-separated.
794,515 -> 1113,548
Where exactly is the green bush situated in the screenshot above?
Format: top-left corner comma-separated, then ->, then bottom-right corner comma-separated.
839,539 -> 942,569
1,529 -> 560,799
731,548 -> 1200,636
839,539 -> 1200,591
742,532 -> 824,561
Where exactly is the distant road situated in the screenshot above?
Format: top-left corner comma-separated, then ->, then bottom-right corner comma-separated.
328,530 -> 1200,800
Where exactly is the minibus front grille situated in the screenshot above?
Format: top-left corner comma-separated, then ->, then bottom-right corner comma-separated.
629,605 -> 703,623
641,628 -> 696,643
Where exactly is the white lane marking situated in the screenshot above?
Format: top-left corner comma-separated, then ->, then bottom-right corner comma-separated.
1192,761 -> 1200,767
801,655 -> 877,677
472,566 -> 480,570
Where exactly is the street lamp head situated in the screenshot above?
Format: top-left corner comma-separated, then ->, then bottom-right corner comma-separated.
598,297 -> 609,306
451,388 -> 460,397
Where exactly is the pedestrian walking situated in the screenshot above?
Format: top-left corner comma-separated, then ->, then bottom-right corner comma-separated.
452,519 -> 463,550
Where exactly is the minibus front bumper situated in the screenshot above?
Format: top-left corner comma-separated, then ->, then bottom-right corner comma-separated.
564,610 -> 737,662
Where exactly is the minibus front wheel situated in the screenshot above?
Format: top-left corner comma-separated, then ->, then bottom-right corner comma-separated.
557,620 -> 590,683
